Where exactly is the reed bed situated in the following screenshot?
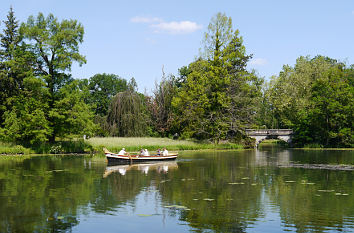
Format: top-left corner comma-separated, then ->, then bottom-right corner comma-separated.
87,137 -> 243,153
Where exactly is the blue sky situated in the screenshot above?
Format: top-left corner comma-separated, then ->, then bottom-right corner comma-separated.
1,0 -> 354,92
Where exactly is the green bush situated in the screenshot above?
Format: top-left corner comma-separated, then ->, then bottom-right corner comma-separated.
0,143 -> 32,155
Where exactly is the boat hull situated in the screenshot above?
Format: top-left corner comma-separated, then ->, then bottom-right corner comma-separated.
105,153 -> 178,165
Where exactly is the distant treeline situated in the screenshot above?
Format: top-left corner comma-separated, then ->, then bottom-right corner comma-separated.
0,9 -> 352,148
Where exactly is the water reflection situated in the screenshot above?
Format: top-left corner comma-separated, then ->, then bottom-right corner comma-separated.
254,148 -> 291,167
103,161 -> 178,177
0,150 -> 353,233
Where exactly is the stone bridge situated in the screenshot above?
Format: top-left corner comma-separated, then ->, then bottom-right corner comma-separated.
245,129 -> 293,147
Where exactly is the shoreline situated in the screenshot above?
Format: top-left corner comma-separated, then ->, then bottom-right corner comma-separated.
0,137 -> 353,156
1,147 -> 353,157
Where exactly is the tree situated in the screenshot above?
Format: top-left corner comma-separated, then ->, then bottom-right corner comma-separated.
222,29 -> 261,138
0,7 -> 21,60
0,7 -> 26,124
0,76 -> 51,144
306,64 -> 353,147
172,13 -> 260,142
20,13 -> 86,141
85,73 -> 128,116
202,12 -> 234,62
50,80 -> 97,139
267,56 -> 354,147
150,69 -> 177,136
107,90 -> 149,137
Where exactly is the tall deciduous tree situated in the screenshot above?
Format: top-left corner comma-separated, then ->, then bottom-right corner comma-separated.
86,73 -> 128,116
20,13 -> 87,141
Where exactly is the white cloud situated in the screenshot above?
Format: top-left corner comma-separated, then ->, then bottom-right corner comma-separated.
250,58 -> 268,66
131,16 -> 202,34
130,16 -> 162,23
151,21 -> 202,34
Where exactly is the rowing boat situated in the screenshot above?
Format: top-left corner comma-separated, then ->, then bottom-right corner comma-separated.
103,148 -> 178,164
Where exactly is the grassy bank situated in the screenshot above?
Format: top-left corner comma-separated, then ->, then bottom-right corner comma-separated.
0,137 -> 243,155
86,137 -> 243,153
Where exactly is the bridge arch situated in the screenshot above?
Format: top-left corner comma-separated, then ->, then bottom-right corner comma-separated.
245,129 -> 293,148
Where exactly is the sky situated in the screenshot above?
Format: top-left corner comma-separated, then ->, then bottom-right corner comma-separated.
1,0 -> 354,92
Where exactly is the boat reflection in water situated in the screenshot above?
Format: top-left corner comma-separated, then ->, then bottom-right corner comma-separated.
103,161 -> 178,178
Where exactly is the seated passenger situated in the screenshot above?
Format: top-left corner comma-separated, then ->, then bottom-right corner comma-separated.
162,148 -> 168,156
118,148 -> 126,155
142,149 -> 149,156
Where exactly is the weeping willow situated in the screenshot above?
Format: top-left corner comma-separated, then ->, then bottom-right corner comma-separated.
107,91 -> 149,137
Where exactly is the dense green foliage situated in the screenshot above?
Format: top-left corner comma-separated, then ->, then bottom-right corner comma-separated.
107,90 -> 149,137
149,72 -> 177,136
0,9 -> 353,150
81,73 -> 128,116
172,13 -> 262,142
0,9 -> 96,146
262,56 -> 353,147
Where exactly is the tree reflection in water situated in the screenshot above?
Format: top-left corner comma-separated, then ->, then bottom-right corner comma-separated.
0,149 -> 353,233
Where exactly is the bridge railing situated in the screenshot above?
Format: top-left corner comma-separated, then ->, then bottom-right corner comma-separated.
245,129 -> 293,136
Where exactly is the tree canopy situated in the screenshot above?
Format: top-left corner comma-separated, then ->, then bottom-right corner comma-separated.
0,10 -> 95,145
265,56 -> 353,147
0,9 -> 352,148
172,13 -> 262,142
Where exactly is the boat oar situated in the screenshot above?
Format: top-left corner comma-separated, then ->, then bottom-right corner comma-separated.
128,153 -> 132,164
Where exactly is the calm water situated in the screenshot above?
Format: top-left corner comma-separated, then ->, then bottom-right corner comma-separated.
0,147 -> 353,233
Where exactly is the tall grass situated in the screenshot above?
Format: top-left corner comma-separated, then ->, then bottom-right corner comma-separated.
0,142 -> 33,155
0,137 -> 243,155
87,137 -> 243,153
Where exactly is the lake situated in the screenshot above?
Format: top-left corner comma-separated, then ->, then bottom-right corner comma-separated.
0,146 -> 353,232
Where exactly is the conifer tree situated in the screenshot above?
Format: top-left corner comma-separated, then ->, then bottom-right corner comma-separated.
0,7 -> 20,60
0,7 -> 23,124
172,13 -> 262,142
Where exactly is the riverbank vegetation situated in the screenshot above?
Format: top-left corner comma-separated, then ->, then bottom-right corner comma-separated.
0,9 -> 352,154
87,137 -> 243,153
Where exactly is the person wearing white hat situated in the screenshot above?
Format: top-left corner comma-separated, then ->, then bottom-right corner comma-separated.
118,148 -> 126,155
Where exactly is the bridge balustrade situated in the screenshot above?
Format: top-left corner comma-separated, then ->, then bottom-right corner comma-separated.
245,129 -> 293,147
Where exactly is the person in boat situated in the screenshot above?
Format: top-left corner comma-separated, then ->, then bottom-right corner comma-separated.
157,148 -> 161,155
144,149 -> 150,156
140,148 -> 144,156
118,148 -> 126,155
162,148 -> 168,156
